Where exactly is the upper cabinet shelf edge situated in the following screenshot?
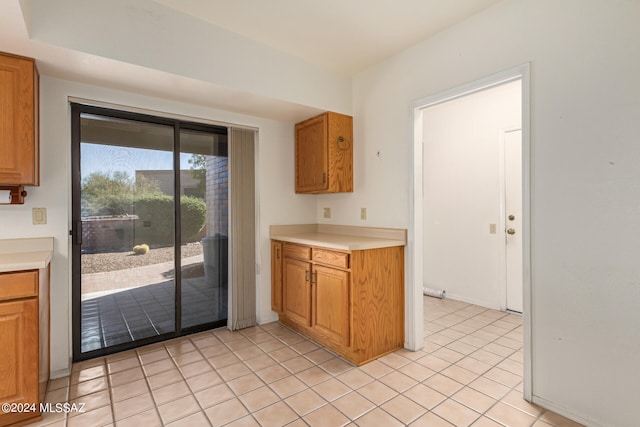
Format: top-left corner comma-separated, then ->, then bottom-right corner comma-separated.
295,111 -> 353,194
0,51 -> 39,187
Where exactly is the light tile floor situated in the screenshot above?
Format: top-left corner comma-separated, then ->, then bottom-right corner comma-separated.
30,297 -> 584,427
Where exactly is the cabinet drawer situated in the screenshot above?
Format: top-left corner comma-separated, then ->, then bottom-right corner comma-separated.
0,270 -> 38,301
283,243 -> 311,261
313,249 -> 350,269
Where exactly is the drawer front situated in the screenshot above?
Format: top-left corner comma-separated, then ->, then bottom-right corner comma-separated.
283,243 -> 311,261
313,249 -> 350,269
0,270 -> 38,301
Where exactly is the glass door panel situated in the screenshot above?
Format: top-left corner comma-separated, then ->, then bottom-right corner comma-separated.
78,113 -> 176,353
179,128 -> 229,329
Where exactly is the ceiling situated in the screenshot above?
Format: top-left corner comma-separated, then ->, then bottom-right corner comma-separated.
0,0 -> 502,120
153,0 -> 502,75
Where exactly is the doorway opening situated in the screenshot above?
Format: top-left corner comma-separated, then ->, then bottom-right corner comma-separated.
410,64 -> 531,398
422,80 -> 521,311
71,104 -> 229,361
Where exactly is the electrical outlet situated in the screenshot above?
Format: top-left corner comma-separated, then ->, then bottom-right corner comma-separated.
33,207 -> 47,225
361,208 -> 367,220
323,207 -> 331,219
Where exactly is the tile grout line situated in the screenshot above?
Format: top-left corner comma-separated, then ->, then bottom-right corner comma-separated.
48,298 -> 579,427
135,345 -> 173,427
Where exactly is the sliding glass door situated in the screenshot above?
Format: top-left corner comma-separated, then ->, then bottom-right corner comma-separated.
179,129 -> 228,328
71,104 -> 228,360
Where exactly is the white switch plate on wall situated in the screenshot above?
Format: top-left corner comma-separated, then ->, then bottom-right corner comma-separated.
33,207 -> 47,225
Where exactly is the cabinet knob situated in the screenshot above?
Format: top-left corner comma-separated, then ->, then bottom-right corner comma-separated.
336,136 -> 351,150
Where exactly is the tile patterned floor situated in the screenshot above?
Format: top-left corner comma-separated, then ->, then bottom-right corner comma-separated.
30,297 -> 584,426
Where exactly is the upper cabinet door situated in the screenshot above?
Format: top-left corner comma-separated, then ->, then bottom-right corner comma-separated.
295,113 -> 328,193
295,112 -> 352,194
0,52 -> 39,186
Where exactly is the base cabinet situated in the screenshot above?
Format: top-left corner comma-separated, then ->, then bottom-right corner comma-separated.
0,268 -> 49,427
272,240 -> 403,365
270,241 -> 283,314
283,257 -> 312,327
311,265 -> 350,347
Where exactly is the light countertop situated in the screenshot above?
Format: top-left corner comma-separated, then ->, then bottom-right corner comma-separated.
0,237 -> 54,273
270,224 -> 406,251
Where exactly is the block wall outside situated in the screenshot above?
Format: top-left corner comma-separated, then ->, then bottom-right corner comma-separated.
81,216 -> 137,253
205,156 -> 228,237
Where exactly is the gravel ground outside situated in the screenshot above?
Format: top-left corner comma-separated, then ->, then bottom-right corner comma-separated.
82,242 -> 203,274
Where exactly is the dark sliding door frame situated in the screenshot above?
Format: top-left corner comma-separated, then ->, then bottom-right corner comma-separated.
71,103 -> 228,361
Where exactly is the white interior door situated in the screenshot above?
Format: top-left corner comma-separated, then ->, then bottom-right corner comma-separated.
504,129 -> 523,313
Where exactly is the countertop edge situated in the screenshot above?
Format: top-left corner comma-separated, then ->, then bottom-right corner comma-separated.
0,237 -> 54,254
0,250 -> 53,273
270,224 -> 407,251
270,234 -> 406,251
270,224 -> 407,243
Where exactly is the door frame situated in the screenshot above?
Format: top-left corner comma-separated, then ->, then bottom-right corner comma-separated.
499,127 -> 523,313
409,63 -> 532,400
70,102 -> 230,361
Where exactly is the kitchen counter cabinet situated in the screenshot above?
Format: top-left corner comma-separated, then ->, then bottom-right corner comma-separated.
312,264 -> 350,346
0,238 -> 52,427
0,268 -> 49,427
272,238 -> 404,365
270,241 -> 283,314
282,255 -> 313,328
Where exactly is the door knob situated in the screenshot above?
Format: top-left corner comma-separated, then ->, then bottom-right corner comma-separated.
507,228 -> 516,235
508,215 -> 515,221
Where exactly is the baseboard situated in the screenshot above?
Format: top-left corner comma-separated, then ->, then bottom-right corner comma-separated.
258,313 -> 279,325
50,367 -> 71,380
441,292 -> 502,311
532,395 -> 605,427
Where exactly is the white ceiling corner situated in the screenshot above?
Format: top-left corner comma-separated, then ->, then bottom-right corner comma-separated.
0,0 -> 503,120
152,0 -> 502,75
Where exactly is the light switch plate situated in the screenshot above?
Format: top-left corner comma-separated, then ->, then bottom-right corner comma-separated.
323,207 -> 331,219
33,207 -> 47,225
361,208 -> 367,220
489,223 -> 496,234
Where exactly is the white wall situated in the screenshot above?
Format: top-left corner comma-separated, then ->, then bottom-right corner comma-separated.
2,1 -> 639,425
422,81 -> 521,309
26,0 -> 352,116
328,1 -> 640,426
0,75 -> 316,377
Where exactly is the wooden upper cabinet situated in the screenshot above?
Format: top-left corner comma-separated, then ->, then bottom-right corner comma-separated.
0,52 -> 39,186
295,112 -> 353,194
